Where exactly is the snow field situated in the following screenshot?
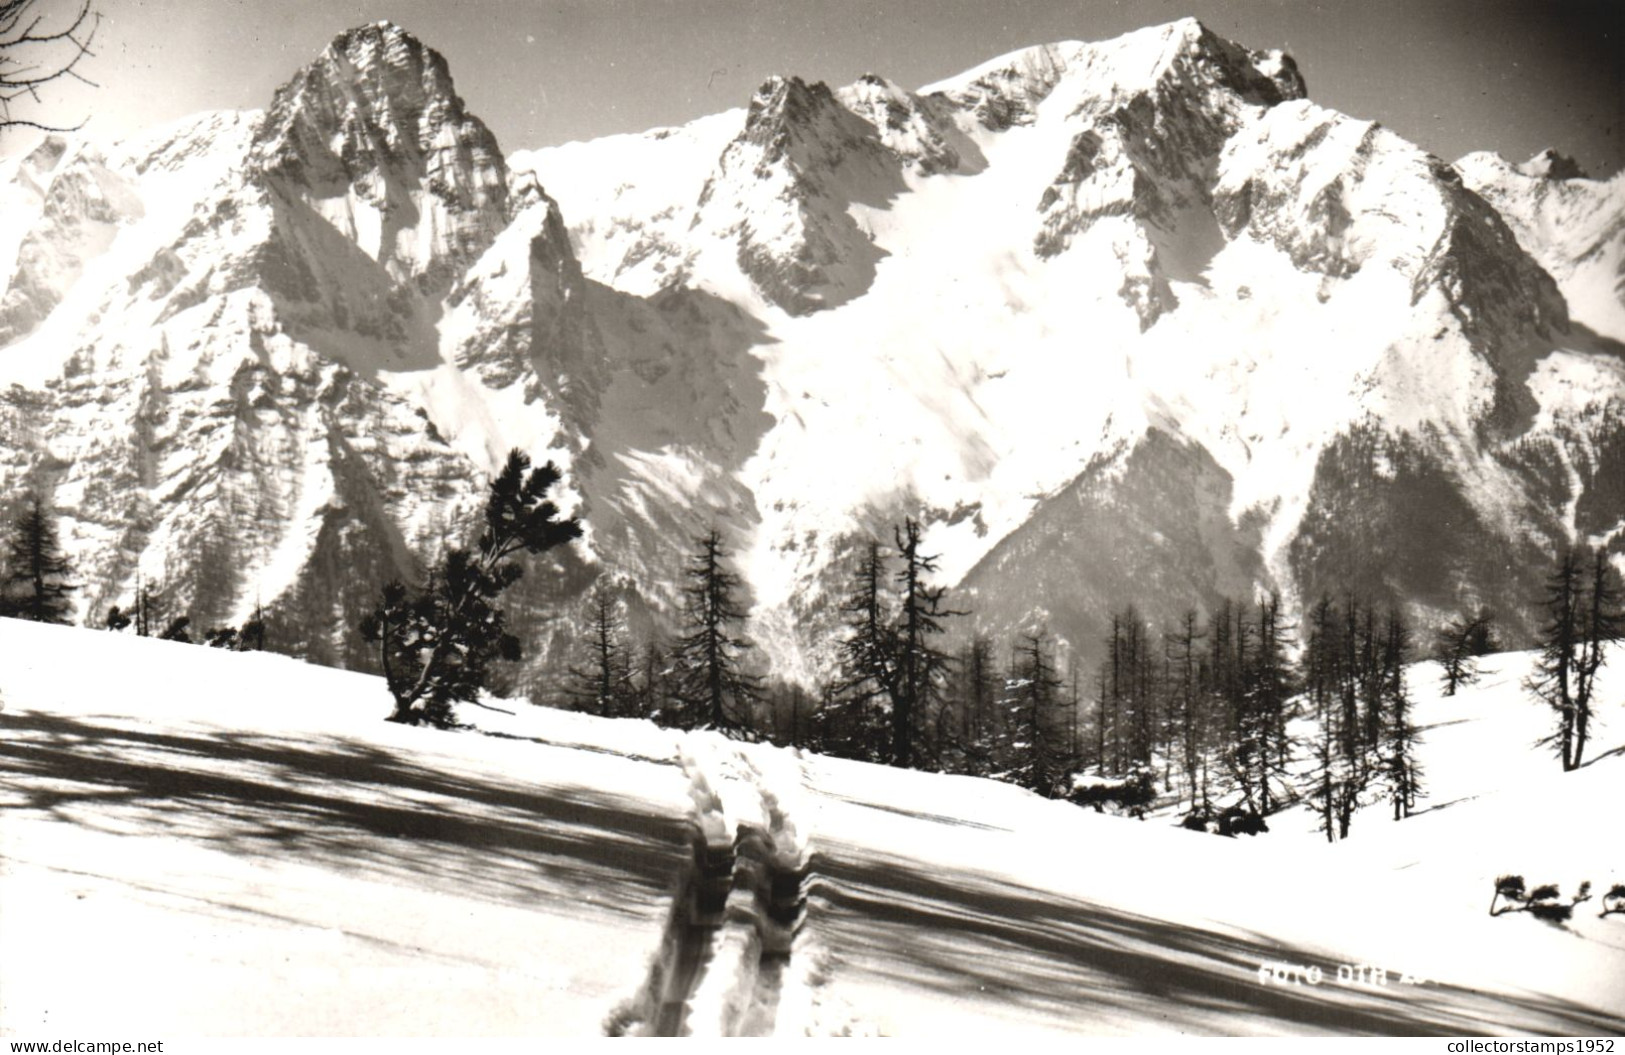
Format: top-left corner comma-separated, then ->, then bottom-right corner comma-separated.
0,620 -> 694,1036
2,618 -> 1622,1036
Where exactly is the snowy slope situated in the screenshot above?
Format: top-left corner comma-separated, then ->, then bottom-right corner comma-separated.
0,620 -> 693,1035
2,618 -> 1622,1036
1458,150 -> 1625,345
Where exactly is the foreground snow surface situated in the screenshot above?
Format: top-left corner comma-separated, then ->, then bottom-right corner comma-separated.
1,620 -> 1622,1036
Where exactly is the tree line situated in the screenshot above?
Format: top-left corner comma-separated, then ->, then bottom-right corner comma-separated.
3,464 -> 1621,839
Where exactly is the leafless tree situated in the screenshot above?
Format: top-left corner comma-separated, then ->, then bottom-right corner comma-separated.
1,0 -> 100,134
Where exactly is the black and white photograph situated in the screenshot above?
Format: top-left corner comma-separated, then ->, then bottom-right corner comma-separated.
0,0 -> 1622,1040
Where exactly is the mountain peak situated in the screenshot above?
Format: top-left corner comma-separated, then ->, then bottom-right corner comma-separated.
1169,18 -> 1306,105
1518,148 -> 1589,181
250,20 -> 509,284
253,20 -> 499,184
921,20 -> 1304,134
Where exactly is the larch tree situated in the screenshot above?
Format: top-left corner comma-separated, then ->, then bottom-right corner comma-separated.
1434,608 -> 1495,697
1,493 -> 75,623
1380,608 -> 1423,819
1303,595 -> 1343,842
1004,631 -> 1068,797
565,582 -> 637,718
670,529 -> 760,736
1571,548 -> 1623,769
1167,609 -> 1205,811
829,540 -> 897,761
890,518 -> 957,769
952,633 -> 1000,776
1525,547 -> 1618,771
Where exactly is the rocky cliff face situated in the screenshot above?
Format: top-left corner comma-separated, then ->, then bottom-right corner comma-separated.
252,21 -> 510,292
0,29 -> 547,677
3,18 -> 1621,687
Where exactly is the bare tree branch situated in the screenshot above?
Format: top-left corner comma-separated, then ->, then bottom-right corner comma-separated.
0,0 -> 100,135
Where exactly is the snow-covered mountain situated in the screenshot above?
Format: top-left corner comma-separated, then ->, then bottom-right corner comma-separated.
2,19 -> 1622,683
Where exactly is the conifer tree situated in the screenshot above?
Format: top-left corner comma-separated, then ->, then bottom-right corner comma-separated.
1165,610 -> 1207,807
240,603 -> 266,651
1,494 -> 75,623
952,634 -> 1000,776
1102,611 -> 1124,775
132,574 -> 156,637
1234,593 -> 1292,816
362,450 -> 582,728
1122,608 -> 1157,771
565,582 -> 637,717
1573,548 -> 1623,769
829,540 -> 897,761
1525,546 -> 1621,771
1004,631 -> 1068,796
1303,595 -> 1343,841
634,638 -> 670,725
669,529 -> 760,736
1380,608 -> 1424,819
1435,609 -> 1493,696
890,518 -> 957,768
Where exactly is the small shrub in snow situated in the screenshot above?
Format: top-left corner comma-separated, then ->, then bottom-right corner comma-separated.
1178,804 -> 1269,837
1600,884 -> 1625,918
1068,769 -> 1155,816
1490,875 -> 1593,925
1489,874 -> 1526,915
1180,811 -> 1210,832
1217,804 -> 1269,837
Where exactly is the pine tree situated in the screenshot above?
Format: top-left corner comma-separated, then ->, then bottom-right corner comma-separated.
890,518 -> 957,769
361,450 -> 582,728
952,634 -> 1000,776
1,494 -> 76,623
1525,547 -> 1616,771
1572,548 -> 1623,769
1004,631 -> 1068,797
1168,609 -> 1205,808
1340,597 -> 1373,788
1102,611 -> 1124,775
1242,593 -> 1293,816
1122,608 -> 1156,771
1435,609 -> 1493,696
1380,608 -> 1423,819
1205,597 -> 1237,794
1303,595 -> 1342,841
565,582 -> 637,717
828,540 -> 897,761
634,638 -> 670,724
239,602 -> 266,651
669,529 -> 760,736
133,574 -> 156,637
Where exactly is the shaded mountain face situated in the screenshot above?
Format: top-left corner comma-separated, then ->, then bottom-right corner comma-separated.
2,18 -> 1622,685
